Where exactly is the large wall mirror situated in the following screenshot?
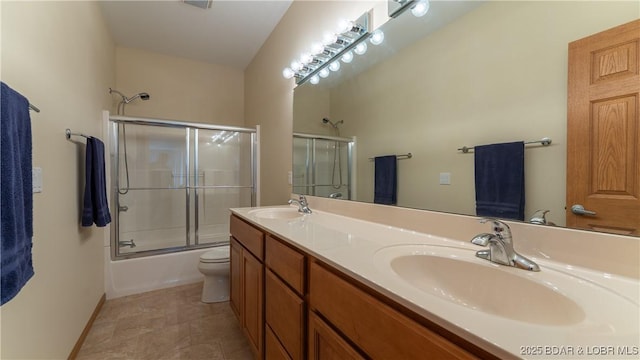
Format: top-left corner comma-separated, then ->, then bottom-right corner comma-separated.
292,0 -> 639,235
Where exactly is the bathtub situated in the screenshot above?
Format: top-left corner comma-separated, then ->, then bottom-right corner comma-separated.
104,225 -> 229,299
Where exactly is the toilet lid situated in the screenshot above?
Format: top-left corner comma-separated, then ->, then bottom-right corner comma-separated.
200,245 -> 230,263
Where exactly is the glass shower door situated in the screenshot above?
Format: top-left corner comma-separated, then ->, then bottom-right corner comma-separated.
194,129 -> 254,246
116,124 -> 188,255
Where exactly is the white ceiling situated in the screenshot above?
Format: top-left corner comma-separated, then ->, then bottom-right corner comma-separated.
100,0 -> 293,70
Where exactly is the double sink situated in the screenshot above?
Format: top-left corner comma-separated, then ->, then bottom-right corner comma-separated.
245,206 -> 639,356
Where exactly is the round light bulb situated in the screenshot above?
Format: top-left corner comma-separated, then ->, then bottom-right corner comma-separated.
369,29 -> 384,45
354,41 -> 368,55
329,61 -> 341,72
290,60 -> 303,71
282,67 -> 295,79
322,32 -> 337,46
319,68 -> 330,78
300,52 -> 313,64
309,75 -> 320,85
411,0 -> 430,17
336,19 -> 354,34
311,42 -> 324,55
341,51 -> 354,63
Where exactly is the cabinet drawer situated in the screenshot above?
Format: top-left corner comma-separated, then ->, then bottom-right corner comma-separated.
266,235 -> 305,295
231,215 -> 264,261
266,270 -> 304,360
309,262 -> 477,360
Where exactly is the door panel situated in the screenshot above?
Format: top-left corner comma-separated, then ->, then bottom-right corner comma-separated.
567,19 -> 640,235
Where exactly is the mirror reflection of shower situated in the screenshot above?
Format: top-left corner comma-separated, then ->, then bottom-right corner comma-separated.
322,117 -> 344,190
109,88 -> 151,195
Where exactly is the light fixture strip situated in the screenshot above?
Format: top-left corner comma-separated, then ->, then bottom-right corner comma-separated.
296,33 -> 370,85
389,0 -> 415,18
293,11 -> 371,86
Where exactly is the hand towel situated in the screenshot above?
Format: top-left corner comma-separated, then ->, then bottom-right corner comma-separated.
81,137 -> 112,227
474,141 -> 525,220
374,155 -> 397,205
1,82 -> 34,305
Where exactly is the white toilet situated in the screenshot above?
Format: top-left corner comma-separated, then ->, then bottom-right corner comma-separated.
197,245 -> 230,303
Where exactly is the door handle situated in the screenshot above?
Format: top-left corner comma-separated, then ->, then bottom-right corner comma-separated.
571,204 -> 596,216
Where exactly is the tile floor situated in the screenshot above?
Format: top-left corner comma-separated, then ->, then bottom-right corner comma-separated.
77,282 -> 253,360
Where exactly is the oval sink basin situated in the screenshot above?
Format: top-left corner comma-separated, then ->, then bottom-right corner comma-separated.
374,245 -> 586,326
248,208 -> 303,220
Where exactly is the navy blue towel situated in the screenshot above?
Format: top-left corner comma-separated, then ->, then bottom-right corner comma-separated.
474,141 -> 525,220
1,82 -> 34,305
374,155 -> 397,205
81,137 -> 111,227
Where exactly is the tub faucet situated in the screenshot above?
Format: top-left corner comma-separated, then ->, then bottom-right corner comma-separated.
329,192 -> 342,199
119,239 -> 136,248
288,195 -> 312,214
470,218 -> 540,272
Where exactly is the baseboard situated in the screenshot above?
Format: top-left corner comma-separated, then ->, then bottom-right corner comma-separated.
68,293 -> 106,360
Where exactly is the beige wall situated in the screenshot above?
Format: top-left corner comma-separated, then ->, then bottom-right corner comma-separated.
115,47 -> 244,126
1,1 -> 115,358
245,0 -> 386,206
299,1 -> 638,225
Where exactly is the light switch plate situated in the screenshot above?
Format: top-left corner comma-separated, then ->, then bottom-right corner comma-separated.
32,167 -> 42,193
439,172 -> 451,185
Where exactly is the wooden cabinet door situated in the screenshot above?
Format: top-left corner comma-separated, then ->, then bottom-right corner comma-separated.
230,237 -> 242,319
567,19 -> 640,235
242,249 -> 264,358
266,325 -> 292,360
266,270 -> 304,360
308,311 -> 364,360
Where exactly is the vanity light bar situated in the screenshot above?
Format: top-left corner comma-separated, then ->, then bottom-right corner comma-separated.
283,11 -> 381,86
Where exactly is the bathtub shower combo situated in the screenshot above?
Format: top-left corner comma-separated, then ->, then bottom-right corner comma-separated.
293,132 -> 354,200
106,114 -> 257,298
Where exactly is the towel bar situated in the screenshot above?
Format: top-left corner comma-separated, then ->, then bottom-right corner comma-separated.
65,129 -> 90,140
458,138 -> 551,153
368,153 -> 412,161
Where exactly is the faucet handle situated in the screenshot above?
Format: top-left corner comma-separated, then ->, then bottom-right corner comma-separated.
470,233 -> 495,246
479,217 -> 510,233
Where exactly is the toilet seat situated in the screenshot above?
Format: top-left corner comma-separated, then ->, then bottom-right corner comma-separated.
200,246 -> 230,263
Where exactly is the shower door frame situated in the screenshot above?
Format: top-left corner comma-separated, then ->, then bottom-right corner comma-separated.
292,133 -> 355,199
109,115 -> 257,260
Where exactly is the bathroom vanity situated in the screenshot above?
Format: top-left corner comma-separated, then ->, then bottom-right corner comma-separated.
229,201 -> 639,360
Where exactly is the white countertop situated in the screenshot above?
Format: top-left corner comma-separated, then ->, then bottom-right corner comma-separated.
231,206 -> 640,360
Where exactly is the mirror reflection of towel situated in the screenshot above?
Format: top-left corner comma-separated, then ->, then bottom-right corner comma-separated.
374,155 -> 397,205
474,142 -> 525,220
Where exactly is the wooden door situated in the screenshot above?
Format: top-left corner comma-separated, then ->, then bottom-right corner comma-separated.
567,19 -> 640,235
242,249 -> 264,358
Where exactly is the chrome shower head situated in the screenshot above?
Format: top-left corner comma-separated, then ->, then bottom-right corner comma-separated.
322,117 -> 343,129
109,88 -> 150,103
126,92 -> 150,103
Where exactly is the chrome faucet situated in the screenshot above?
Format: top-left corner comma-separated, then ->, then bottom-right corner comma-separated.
288,195 -> 312,214
529,210 -> 556,226
329,192 -> 342,199
470,218 -> 540,271
119,239 -> 136,248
